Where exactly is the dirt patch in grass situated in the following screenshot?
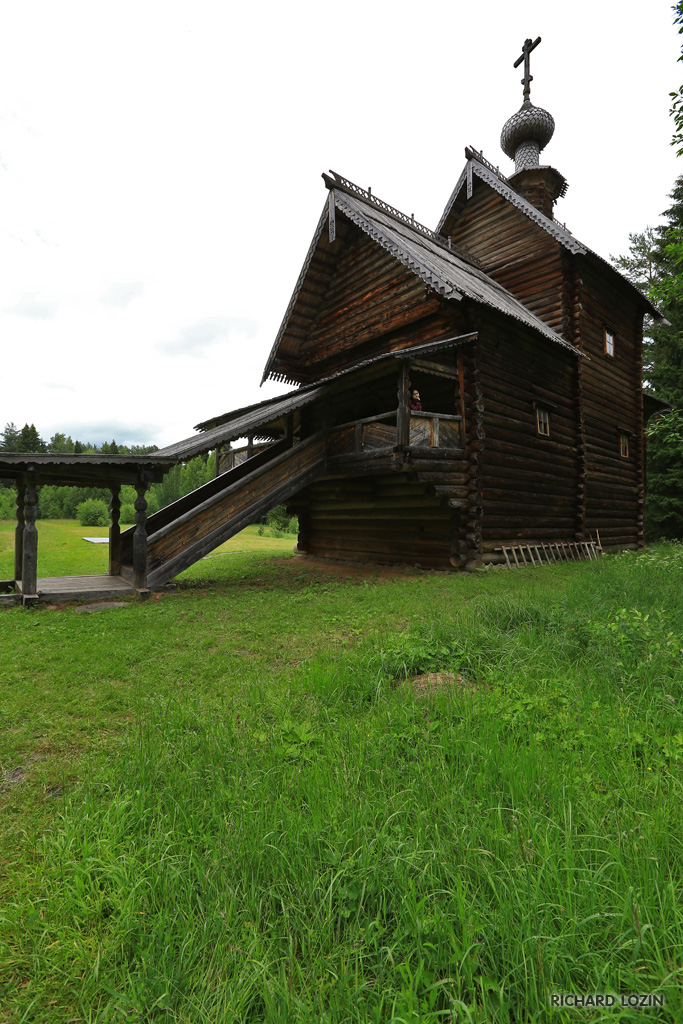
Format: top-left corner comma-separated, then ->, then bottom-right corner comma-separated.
404,671 -> 485,699
273,554 -> 429,583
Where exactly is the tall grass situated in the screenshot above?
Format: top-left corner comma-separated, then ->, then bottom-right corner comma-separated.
2,546 -> 683,1021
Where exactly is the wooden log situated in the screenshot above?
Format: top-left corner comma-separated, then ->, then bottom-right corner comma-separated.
14,481 -> 25,583
133,481 -> 148,590
397,362 -> 411,448
109,485 -> 121,576
21,472 -> 39,599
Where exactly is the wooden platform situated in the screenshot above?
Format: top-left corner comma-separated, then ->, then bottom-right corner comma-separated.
14,574 -> 136,604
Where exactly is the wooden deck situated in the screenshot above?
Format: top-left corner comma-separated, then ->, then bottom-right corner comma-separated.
14,574 -> 136,604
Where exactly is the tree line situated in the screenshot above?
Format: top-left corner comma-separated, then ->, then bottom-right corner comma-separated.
0,421 -> 158,456
0,421 -> 218,522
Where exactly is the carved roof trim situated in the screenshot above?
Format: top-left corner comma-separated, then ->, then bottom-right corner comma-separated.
437,151 -> 664,321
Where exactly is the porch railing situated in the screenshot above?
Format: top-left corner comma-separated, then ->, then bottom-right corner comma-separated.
326,410 -> 462,457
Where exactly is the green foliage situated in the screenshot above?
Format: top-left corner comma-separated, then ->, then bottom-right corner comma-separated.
18,423 -> 46,453
615,177 -> 683,538
37,485 -> 107,520
646,409 -> 683,537
266,504 -> 291,531
120,503 -> 136,525
148,452 -> 216,512
671,2 -> 683,154
3,546 -> 683,1020
76,498 -> 110,527
0,421 -> 20,452
0,488 -> 15,519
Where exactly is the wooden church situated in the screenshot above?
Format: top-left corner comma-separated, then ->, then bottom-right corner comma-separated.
193,38 -> 662,572
0,39 -> 665,604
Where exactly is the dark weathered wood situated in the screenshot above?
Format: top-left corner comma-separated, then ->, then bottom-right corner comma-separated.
109,485 -> 121,576
21,472 -> 39,599
14,481 -> 25,583
397,363 -> 410,447
120,439 -> 292,562
146,434 -> 327,586
133,481 -> 148,590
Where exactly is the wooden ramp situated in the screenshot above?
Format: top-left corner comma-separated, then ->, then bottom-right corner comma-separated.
119,434 -> 327,588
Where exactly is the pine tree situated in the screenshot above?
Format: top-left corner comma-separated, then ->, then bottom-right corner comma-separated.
17,423 -> 46,453
0,422 -> 21,452
616,179 -> 683,538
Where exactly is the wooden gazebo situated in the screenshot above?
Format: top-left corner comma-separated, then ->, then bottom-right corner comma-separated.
0,453 -> 176,607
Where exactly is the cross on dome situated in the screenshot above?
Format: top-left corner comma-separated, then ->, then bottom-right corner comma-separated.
514,36 -> 542,103
500,35 -> 555,175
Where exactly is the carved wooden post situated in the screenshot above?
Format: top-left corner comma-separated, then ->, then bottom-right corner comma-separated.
21,471 -> 39,601
109,484 -> 121,576
246,434 -> 254,460
396,362 -> 411,447
14,480 -> 25,583
133,480 -> 148,590
457,349 -> 466,448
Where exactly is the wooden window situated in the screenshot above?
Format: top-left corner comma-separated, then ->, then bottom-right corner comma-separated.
604,328 -> 615,357
620,432 -> 630,458
536,406 -> 550,437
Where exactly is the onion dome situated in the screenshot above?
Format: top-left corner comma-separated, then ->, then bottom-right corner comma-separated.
500,100 -> 555,173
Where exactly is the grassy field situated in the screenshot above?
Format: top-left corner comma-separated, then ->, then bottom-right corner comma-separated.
0,519 -> 297,580
1,521 -> 683,1023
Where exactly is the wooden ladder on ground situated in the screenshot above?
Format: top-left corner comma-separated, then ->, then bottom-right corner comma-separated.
497,535 -> 603,569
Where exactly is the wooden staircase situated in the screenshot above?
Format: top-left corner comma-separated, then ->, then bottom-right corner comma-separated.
119,434 -> 326,588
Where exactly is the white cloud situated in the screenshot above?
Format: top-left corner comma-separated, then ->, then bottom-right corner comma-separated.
160,316 -> 257,357
99,281 -> 145,308
4,292 -> 58,319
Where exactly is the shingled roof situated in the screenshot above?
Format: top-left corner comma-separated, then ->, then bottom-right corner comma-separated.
437,148 -> 665,322
261,172 -> 581,385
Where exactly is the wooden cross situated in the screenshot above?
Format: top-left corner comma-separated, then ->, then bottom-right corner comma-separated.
514,36 -> 541,103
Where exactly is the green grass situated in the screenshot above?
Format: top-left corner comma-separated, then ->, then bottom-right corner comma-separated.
0,520 -> 296,579
1,525 -> 683,1022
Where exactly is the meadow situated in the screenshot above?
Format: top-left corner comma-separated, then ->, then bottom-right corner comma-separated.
1,519 -> 683,1022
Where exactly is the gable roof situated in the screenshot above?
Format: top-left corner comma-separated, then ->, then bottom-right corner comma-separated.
261,171 -> 581,385
438,148 -> 664,321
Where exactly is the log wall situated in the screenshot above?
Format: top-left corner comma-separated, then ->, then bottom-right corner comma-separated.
449,183 -> 565,335
476,313 -> 578,549
292,459 -> 468,569
576,259 -> 644,549
295,224 -> 455,380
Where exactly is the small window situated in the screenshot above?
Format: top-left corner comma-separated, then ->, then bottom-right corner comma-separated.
536,406 -> 550,437
620,432 -> 629,458
604,328 -> 615,357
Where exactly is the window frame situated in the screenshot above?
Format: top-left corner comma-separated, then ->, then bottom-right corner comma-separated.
604,327 -> 615,358
619,431 -> 630,459
535,405 -> 551,438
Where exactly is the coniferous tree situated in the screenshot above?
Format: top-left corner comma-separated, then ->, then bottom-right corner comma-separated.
17,423 -> 46,453
614,177 -> 683,538
0,423 -> 21,452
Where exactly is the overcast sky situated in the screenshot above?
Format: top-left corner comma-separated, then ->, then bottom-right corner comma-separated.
1,0 -> 680,449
